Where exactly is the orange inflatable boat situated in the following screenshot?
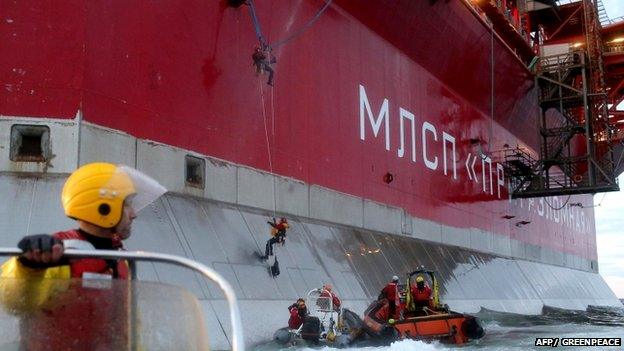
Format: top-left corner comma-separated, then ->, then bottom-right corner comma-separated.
363,269 -> 485,345
392,310 -> 484,344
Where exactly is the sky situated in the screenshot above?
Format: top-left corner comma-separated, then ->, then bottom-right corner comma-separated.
595,182 -> 624,298
603,0 -> 624,22
595,1 -> 624,299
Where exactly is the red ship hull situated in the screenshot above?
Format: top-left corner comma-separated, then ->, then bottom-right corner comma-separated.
3,2 -> 623,349
0,0 -> 597,261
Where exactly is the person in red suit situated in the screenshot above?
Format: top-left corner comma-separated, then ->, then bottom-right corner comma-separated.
379,275 -> 400,320
411,275 -> 433,315
287,298 -> 308,329
252,46 -> 276,86
261,217 -> 289,260
318,283 -> 341,312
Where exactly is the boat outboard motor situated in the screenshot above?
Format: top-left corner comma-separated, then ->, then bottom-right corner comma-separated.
333,308 -> 367,346
300,316 -> 321,344
273,327 -> 293,345
362,300 -> 389,336
341,308 -> 365,330
461,316 -> 485,340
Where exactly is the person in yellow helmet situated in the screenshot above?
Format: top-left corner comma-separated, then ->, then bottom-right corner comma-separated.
0,162 -> 166,350
410,275 -> 433,316
260,217 -> 290,260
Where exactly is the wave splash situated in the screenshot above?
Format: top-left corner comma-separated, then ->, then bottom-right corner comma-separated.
256,304 -> 624,351
298,339 -> 441,351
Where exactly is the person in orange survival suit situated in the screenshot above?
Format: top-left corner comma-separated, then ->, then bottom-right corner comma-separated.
410,275 -> 433,315
378,275 -> 400,320
261,217 -> 289,260
0,162 -> 166,350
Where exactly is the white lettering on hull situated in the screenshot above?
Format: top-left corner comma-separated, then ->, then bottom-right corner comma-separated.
359,84 -> 507,198
512,197 -> 591,234
465,154 -> 478,182
422,122 -> 438,170
359,84 -> 390,151
443,132 -> 457,179
398,107 -> 416,162
359,84 -> 591,235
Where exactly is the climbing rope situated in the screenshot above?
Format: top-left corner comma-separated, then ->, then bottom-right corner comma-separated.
247,0 -> 333,50
544,194 -> 572,211
592,192 -> 608,208
248,0 -> 334,218
270,86 -> 277,216
271,84 -> 276,137
259,81 -> 277,218
247,0 -> 268,48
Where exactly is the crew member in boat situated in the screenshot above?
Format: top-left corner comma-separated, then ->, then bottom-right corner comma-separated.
410,275 -> 433,315
317,283 -> 341,312
288,298 -> 308,329
379,275 -> 400,320
0,162 -> 166,350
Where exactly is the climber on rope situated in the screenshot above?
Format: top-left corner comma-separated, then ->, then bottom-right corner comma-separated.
252,46 -> 276,86
260,217 -> 289,261
244,0 -> 332,86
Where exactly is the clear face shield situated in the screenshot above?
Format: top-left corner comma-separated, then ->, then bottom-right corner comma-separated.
105,165 -> 167,215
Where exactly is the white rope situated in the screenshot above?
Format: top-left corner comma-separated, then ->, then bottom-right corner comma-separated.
270,86 -> 277,215
595,191 -> 607,207
260,81 -> 277,217
271,85 -> 275,136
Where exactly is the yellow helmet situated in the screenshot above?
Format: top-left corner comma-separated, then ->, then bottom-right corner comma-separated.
62,162 -> 136,228
415,275 -> 425,283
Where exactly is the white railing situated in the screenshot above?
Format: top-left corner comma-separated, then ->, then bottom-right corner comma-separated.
0,249 -> 245,351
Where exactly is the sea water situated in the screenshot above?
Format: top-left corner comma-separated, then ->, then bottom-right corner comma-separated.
253,305 -> 624,351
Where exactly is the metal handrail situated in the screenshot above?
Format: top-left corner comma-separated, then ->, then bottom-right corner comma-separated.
604,45 -> 624,54
0,248 -> 245,351
311,288 -> 335,313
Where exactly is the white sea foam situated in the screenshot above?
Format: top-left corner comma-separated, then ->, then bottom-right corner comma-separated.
297,339 -> 441,351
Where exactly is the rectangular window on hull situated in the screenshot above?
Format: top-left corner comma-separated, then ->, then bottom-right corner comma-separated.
185,155 -> 205,189
9,124 -> 50,162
